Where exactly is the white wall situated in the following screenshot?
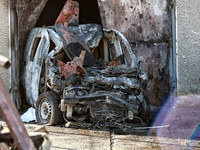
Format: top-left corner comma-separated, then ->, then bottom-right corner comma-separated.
176,0 -> 200,95
0,0 -> 10,89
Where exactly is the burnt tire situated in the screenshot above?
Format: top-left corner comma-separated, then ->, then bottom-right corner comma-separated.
36,91 -> 62,125
138,96 -> 151,122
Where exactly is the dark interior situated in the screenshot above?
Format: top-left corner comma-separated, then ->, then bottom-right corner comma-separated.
76,0 -> 102,25
35,0 -> 102,27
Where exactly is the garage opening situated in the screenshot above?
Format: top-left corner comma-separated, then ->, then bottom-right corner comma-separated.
35,0 -> 102,27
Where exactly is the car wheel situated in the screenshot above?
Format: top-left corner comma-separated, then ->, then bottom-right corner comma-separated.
36,91 -> 62,125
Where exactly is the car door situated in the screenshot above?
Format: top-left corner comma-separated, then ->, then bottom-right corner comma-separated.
25,29 -> 50,107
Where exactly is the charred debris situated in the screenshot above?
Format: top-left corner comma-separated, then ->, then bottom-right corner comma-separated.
21,0 -> 151,129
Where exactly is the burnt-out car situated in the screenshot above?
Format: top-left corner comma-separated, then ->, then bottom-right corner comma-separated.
21,0 -> 150,126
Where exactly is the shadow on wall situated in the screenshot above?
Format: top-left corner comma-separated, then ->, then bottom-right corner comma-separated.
36,0 -> 102,27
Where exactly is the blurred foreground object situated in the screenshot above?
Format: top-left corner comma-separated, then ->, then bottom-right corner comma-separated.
0,55 -> 11,69
0,126 -> 51,150
0,55 -> 51,150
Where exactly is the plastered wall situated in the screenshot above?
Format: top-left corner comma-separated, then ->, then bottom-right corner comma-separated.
0,0 -> 10,89
176,0 -> 200,95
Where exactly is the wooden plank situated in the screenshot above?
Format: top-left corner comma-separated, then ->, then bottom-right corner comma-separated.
47,127 -> 111,150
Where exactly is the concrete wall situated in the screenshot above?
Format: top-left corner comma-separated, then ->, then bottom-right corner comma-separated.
0,0 -> 10,89
176,0 -> 200,95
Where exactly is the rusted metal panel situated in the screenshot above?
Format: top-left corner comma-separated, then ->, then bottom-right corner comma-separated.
59,50 -> 87,79
97,0 -> 169,43
55,0 -> 79,26
58,60 -> 77,79
58,51 -> 86,79
132,43 -> 169,107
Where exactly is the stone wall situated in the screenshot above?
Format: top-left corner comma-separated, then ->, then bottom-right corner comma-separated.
0,0 -> 10,89
176,0 -> 200,95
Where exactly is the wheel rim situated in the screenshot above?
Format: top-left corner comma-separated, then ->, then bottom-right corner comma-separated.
38,98 -> 52,123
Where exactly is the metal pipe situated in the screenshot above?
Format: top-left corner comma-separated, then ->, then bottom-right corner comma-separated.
10,0 -> 21,109
170,0 -> 177,94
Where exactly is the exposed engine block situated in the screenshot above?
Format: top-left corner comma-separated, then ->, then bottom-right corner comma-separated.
48,64 -> 150,124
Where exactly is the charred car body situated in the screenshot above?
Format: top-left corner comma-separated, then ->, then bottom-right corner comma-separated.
21,0 -> 150,126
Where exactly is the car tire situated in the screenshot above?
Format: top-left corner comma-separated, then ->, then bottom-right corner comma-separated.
35,91 -> 62,125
